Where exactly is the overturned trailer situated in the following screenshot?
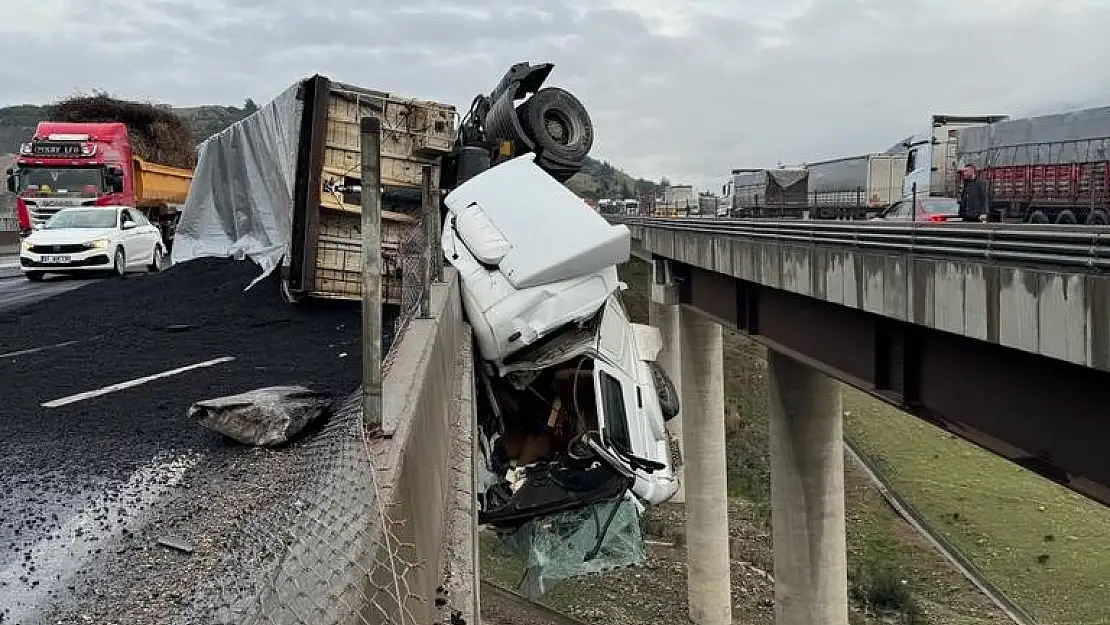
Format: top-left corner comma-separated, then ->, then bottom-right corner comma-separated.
172,74 -> 456,305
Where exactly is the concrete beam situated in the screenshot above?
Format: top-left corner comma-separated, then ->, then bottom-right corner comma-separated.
650,258 -> 685,503
627,225 -> 1110,373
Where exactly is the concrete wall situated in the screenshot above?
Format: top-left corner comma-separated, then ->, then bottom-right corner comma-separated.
630,225 -> 1110,373
371,268 -> 478,625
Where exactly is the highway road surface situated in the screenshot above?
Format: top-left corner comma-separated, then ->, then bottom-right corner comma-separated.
0,257 -> 361,625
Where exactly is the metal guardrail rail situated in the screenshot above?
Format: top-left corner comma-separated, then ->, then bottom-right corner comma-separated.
606,215 -> 1110,272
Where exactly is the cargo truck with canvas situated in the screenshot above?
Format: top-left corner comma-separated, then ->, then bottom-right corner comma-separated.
722,168 -> 809,217
805,153 -> 907,219
5,122 -> 193,246
956,105 -> 1110,225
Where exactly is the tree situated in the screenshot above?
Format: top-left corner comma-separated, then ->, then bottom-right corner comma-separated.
243,98 -> 259,114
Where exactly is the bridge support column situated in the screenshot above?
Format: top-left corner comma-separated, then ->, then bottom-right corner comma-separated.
650,258 -> 684,502
767,350 -> 848,625
679,306 -> 732,625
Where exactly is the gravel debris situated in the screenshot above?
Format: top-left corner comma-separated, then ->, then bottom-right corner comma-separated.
0,257 -> 362,624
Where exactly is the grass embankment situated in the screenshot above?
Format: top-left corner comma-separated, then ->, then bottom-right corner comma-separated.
481,258 -> 1106,624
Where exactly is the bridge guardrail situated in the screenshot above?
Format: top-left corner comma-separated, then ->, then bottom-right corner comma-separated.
606,215 -> 1110,271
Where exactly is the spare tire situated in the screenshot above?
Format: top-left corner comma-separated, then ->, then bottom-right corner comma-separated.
647,361 -> 680,422
516,87 -> 594,163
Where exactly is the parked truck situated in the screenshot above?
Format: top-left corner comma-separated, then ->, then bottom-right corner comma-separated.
5,122 -> 193,247
900,114 -> 1008,200
722,168 -> 809,217
804,153 -> 907,219
956,106 -> 1110,225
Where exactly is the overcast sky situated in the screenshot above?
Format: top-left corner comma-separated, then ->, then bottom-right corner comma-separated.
5,0 -> 1110,190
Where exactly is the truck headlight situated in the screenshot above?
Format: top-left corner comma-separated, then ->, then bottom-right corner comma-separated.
87,238 -> 109,249
21,241 -> 31,252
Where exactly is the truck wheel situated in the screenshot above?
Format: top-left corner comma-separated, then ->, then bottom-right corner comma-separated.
517,87 -> 594,163
647,361 -> 680,422
113,248 -> 127,278
1087,210 -> 1109,225
1056,210 -> 1078,225
1028,210 -> 1050,224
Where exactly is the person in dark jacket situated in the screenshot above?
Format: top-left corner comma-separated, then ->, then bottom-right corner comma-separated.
959,165 -> 990,222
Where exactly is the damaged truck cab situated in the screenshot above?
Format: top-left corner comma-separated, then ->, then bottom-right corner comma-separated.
440,153 -> 681,530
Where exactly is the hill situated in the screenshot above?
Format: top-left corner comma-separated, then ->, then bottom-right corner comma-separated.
0,98 -> 260,155
0,96 -> 653,197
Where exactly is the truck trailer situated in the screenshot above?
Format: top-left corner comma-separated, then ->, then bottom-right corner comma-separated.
723,168 -> 809,217
956,105 -> 1110,225
805,153 -> 907,219
5,122 -> 193,246
173,63 -> 596,306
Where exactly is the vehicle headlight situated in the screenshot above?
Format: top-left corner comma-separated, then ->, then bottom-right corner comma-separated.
21,240 -> 31,252
87,238 -> 109,249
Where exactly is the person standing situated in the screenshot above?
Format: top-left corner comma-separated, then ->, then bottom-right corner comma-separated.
959,165 -> 990,222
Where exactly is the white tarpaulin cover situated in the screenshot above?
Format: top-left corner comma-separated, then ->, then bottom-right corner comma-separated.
171,81 -> 304,284
958,106 -> 1110,168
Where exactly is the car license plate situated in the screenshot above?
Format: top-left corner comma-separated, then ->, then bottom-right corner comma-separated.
41,255 -> 71,264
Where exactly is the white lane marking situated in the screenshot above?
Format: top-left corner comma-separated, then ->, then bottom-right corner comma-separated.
42,356 -> 236,408
0,336 -> 101,360
0,451 -> 203,624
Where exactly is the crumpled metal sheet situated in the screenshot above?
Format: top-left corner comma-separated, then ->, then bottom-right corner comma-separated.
191,385 -> 332,447
171,80 -> 304,287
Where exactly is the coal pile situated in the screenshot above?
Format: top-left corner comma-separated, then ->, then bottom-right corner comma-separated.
0,257 -> 366,624
50,93 -> 196,169
0,256 -> 362,471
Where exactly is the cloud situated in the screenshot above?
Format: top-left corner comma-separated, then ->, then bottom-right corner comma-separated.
3,0 -> 1110,190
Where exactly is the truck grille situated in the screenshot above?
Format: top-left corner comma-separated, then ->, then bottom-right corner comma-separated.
29,243 -> 88,254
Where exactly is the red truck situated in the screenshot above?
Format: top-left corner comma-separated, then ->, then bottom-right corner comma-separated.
954,107 -> 1110,225
5,122 -> 193,244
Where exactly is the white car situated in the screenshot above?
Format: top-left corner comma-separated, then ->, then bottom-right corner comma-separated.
19,206 -> 168,281
441,153 -> 680,529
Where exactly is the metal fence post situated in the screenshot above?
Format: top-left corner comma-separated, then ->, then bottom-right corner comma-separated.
419,165 -> 435,318
361,116 -> 383,431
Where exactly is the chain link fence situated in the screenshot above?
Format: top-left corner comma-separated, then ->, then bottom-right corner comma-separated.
185,200 -> 443,624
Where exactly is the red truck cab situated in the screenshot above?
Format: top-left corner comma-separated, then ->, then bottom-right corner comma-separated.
5,122 -> 132,236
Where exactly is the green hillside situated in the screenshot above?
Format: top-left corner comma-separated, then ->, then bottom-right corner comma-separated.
0,96 -> 653,196
0,97 -> 259,154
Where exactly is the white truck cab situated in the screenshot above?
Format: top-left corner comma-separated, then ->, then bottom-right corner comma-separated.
901,114 -> 1008,200
441,153 -> 681,527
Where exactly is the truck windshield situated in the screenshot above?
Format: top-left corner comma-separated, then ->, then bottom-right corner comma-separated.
43,209 -> 117,229
18,167 -> 104,197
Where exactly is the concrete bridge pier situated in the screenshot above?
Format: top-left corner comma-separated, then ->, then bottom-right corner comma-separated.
678,305 -> 733,625
649,258 -> 684,503
767,350 -> 849,625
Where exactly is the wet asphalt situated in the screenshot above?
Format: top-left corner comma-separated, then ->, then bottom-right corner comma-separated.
0,258 -> 361,624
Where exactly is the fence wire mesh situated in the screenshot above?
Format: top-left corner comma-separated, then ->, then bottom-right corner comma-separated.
174,393 -> 420,625
183,204 -> 438,624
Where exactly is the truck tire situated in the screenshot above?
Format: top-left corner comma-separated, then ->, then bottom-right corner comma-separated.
1087,210 -> 1109,225
1028,210 -> 1050,224
516,87 -> 594,163
648,361 -> 680,422
1056,210 -> 1078,225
